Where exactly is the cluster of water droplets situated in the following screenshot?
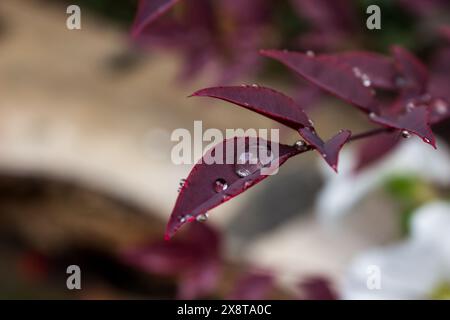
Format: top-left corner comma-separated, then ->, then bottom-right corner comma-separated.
352,67 -> 372,88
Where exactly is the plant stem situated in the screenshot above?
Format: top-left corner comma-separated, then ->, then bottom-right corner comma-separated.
348,127 -> 393,142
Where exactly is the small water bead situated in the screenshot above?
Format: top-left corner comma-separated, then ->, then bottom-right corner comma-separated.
178,178 -> 187,192
214,178 -> 228,192
293,140 -> 307,151
352,67 -> 371,87
196,213 -> 209,222
401,130 -> 411,138
236,167 -> 252,178
179,214 -> 191,223
352,67 -> 362,78
361,74 -> 371,87
433,99 -> 449,115
306,50 -> 315,57
423,137 -> 431,144
251,83 -> 259,88
406,101 -> 416,111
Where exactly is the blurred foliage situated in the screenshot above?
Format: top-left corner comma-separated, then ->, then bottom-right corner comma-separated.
59,0 -> 137,27
430,283 -> 450,299
385,175 -> 439,235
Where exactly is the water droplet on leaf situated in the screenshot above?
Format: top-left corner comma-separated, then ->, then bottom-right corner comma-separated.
196,213 -> 208,222
236,167 -> 252,178
293,140 -> 307,151
401,130 -> 411,138
213,178 -> 228,192
433,99 -> 448,115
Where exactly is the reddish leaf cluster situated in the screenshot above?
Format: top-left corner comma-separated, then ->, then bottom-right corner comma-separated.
166,45 -> 450,239
130,0 -> 360,83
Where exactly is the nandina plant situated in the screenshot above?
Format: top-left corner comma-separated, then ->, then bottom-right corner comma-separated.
165,46 -> 450,239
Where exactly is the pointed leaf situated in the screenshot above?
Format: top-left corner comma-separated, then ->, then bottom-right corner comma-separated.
369,107 -> 435,147
166,137 -> 302,239
191,86 -> 312,130
298,127 -> 351,171
260,50 -> 377,112
131,0 -> 182,37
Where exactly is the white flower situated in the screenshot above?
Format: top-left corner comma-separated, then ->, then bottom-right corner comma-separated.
342,202 -> 450,299
317,138 -> 450,221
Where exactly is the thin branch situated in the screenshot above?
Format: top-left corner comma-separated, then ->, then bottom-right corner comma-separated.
348,127 -> 393,142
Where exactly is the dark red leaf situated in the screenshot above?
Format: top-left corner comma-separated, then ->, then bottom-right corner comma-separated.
191,86 -> 351,171
165,137 -> 302,239
191,86 -> 312,130
369,107 -> 436,147
227,272 -> 274,300
335,51 -> 397,89
354,131 -> 400,172
391,45 -> 429,96
260,50 -> 377,112
298,127 -> 351,172
131,0 -> 182,38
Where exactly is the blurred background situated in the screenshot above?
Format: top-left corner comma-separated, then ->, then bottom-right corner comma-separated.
0,0 -> 449,299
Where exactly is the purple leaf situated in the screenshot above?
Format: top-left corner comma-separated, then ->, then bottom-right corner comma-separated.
227,272 -> 274,300
191,86 -> 313,130
298,127 -> 351,172
391,46 -> 429,96
260,50 -> 377,112
369,107 -> 436,147
165,137 -> 302,239
191,86 -> 351,171
131,0 -> 182,38
354,131 -> 400,172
